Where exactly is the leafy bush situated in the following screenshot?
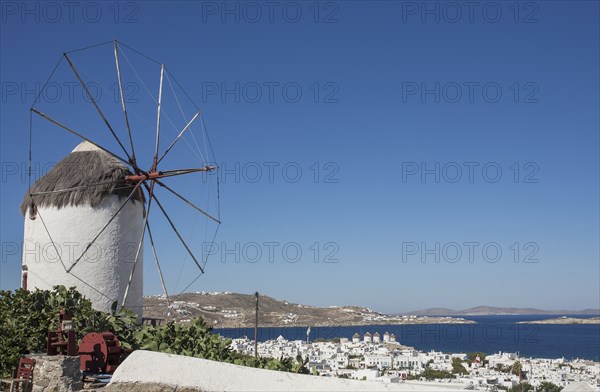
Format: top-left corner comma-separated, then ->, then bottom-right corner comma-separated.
508,383 -> 534,392
495,364 -> 512,373
418,365 -> 454,380
128,318 -> 309,373
0,286 -> 309,377
0,286 -> 138,377
451,357 -> 468,374
537,382 -> 563,392
512,360 -> 523,376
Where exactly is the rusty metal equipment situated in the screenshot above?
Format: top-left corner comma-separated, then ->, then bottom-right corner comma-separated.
47,309 -> 77,356
45,308 -> 126,374
78,332 -> 123,373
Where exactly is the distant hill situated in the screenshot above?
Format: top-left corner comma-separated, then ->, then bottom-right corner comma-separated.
405,306 -> 600,316
143,292 -> 474,327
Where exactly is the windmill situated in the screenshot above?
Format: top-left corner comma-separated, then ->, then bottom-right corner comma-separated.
21,40 -> 221,315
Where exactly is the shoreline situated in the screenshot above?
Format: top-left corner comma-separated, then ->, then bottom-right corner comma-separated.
213,318 -> 477,328
517,316 -> 600,325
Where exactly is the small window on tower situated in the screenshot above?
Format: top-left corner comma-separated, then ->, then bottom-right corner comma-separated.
21,265 -> 28,290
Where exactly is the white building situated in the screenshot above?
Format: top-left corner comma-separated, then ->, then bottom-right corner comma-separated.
365,353 -> 393,369
21,142 -> 145,315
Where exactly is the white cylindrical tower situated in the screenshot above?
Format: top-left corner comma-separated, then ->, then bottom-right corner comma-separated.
21,141 -> 145,315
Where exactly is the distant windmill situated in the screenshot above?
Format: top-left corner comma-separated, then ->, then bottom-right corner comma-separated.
22,40 -> 221,315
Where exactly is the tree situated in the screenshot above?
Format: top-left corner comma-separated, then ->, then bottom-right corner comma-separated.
538,382 -> 563,392
467,352 -> 487,363
495,364 -> 511,373
508,383 -> 534,392
419,365 -> 454,380
452,357 -> 468,375
512,361 -> 523,377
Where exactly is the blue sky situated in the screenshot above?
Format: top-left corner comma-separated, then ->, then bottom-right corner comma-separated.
1,1 -> 598,313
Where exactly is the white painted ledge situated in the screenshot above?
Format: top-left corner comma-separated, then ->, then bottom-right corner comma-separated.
110,350 -> 468,391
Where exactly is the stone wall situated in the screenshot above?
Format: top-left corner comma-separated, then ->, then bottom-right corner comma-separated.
27,355 -> 82,392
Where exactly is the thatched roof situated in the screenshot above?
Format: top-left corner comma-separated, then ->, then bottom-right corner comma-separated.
21,141 -> 144,214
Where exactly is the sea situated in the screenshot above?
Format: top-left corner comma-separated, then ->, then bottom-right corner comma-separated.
215,315 -> 600,361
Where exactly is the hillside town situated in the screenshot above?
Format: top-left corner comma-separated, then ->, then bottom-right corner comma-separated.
230,333 -> 600,391
144,293 -> 476,327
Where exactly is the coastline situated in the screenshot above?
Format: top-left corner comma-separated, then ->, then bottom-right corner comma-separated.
517,316 -> 600,325
213,317 -> 476,328
217,315 -> 600,361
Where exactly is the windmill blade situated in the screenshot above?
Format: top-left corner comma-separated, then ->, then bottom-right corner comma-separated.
114,40 -> 137,164
122,182 -> 155,307
63,53 -> 132,163
146,220 -> 170,306
156,110 -> 201,165
66,180 -> 144,273
145,186 -> 205,273
153,64 -> 165,170
155,179 -> 221,224
30,109 -> 147,175
169,222 -> 221,303
156,166 -> 217,178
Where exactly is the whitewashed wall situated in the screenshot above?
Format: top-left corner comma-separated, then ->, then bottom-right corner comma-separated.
110,350 -> 468,391
22,195 -> 144,315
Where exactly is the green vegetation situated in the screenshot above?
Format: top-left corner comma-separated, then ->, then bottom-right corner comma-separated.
0,286 -> 137,377
537,382 -> 563,392
451,357 -> 468,375
419,365 -> 454,380
507,383 -> 534,392
313,337 -> 341,343
512,360 -> 523,376
466,351 -> 487,363
495,364 -> 512,373
0,286 -> 309,377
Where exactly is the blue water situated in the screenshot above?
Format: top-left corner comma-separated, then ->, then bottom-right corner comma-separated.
216,315 -> 600,361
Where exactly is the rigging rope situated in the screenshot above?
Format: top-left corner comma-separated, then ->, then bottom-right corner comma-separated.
119,44 -> 204,164
165,71 -> 207,164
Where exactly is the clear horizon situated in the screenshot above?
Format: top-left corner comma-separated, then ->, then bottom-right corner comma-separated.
1,1 -> 599,315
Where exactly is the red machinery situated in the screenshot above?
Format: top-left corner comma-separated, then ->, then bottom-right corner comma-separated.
47,309 -> 77,356
46,309 -> 125,373
78,332 -> 123,373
